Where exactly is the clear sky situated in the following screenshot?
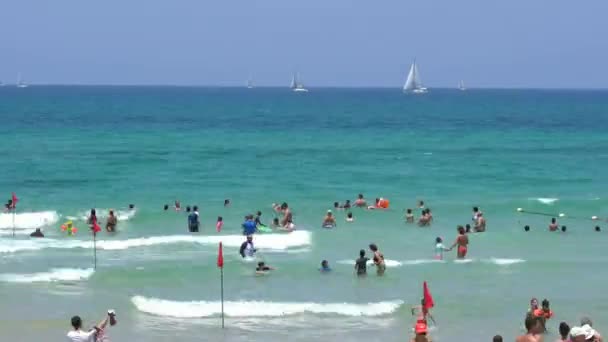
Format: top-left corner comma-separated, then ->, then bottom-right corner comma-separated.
1,0 -> 607,88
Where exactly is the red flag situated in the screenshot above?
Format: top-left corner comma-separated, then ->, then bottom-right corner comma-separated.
423,281 -> 434,309
217,242 -> 224,268
92,218 -> 101,234
11,192 -> 18,208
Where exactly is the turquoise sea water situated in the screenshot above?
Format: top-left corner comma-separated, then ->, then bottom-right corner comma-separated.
1,86 -> 607,341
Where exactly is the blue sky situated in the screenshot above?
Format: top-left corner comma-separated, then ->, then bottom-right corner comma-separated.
1,0 -> 606,88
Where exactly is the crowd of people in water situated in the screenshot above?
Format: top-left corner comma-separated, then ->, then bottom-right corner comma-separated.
3,194 -> 605,341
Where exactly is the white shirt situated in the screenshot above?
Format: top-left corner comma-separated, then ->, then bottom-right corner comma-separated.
67,329 -> 96,342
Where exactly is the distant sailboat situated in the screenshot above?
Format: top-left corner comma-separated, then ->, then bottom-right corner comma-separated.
403,60 -> 427,94
458,80 -> 466,91
290,73 -> 309,92
247,76 -> 254,89
16,72 -> 28,88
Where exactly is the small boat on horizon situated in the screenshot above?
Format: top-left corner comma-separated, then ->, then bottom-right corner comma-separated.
17,72 -> 28,88
403,60 -> 427,94
458,80 -> 466,91
290,73 -> 309,92
247,76 -> 254,89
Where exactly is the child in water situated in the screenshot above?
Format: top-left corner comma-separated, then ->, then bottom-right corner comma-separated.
434,237 -> 448,260
256,262 -> 274,275
216,216 -> 223,232
346,212 -> 354,222
320,260 -> 331,272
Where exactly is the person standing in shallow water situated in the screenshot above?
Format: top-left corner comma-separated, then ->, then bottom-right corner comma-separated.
106,210 -> 117,232
369,243 -> 386,275
549,218 -> 559,232
354,249 -> 368,276
448,226 -> 469,259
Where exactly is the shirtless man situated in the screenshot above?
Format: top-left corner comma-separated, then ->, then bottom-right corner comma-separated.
354,194 -> 367,208
474,212 -> 486,232
280,203 -> 292,227
549,218 -> 559,232
448,226 -> 469,259
516,315 -> 544,342
323,210 -> 336,228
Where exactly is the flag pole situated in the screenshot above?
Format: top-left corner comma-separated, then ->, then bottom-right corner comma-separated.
220,265 -> 225,328
93,231 -> 97,270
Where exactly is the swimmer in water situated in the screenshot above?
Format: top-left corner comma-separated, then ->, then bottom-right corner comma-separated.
163,204 -> 169,211
271,217 -> 280,228
346,212 -> 354,222
434,237 -> 448,260
216,216 -> 223,232
87,209 -> 97,226
255,261 -> 274,275
418,200 -> 425,210
465,224 -> 471,233
448,225 -> 469,259
333,202 -> 340,210
472,206 -> 481,222
367,198 -> 380,210
128,204 -> 135,210
406,208 -> 415,223
354,249 -> 369,276
254,211 -> 263,227
369,243 -> 385,276
524,225 -> 530,232
343,200 -> 351,209
354,194 -> 367,208
323,210 -> 336,228
596,226 -> 601,232
516,315 -> 543,342
533,299 -> 553,332
186,206 -> 191,213
320,260 -> 331,272
239,235 -> 256,258
280,203 -> 292,227
224,199 -> 230,207
561,225 -> 567,232
549,218 -> 559,232
30,228 -> 44,238
475,212 -> 486,232
418,209 -> 431,227
174,200 -> 181,211
106,210 -> 117,232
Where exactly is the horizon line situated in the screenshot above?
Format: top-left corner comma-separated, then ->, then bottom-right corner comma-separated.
1,83 -> 608,91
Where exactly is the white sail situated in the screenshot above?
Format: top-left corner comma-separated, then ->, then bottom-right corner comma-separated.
290,74 -> 297,89
291,72 -> 308,92
247,76 -> 253,89
403,61 -> 427,93
17,72 -> 28,88
459,80 -> 466,90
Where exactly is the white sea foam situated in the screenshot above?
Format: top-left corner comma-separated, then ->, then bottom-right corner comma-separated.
0,229 -> 38,236
401,259 -> 445,265
78,208 -> 137,221
453,259 -> 474,264
534,198 -> 559,205
486,258 -> 526,265
0,211 -> 59,229
0,268 -> 94,283
337,259 -> 403,267
131,296 -> 403,318
0,231 -> 311,253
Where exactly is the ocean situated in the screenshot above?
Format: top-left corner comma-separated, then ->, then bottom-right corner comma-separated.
0,86 -> 607,341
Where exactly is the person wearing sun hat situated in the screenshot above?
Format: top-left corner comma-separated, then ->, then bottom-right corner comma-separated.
411,320 -> 431,342
570,324 -> 601,342
580,317 -> 603,341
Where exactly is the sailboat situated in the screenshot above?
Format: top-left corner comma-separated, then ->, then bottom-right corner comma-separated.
16,72 -> 28,88
290,73 -> 309,92
247,76 -> 254,89
403,60 -> 427,94
458,80 -> 466,91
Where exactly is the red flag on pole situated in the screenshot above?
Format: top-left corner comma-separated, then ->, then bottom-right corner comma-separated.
92,218 -> 101,234
423,281 -> 434,309
217,242 -> 224,268
11,192 -> 18,208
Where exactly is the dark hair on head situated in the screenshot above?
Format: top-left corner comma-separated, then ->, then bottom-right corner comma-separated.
473,207 -> 479,212
321,260 -> 328,265
525,315 -> 540,331
551,218 -> 556,223
558,322 -> 570,338
217,216 -> 223,221
595,226 -> 601,232
369,243 -> 378,251
359,249 -> 365,257
273,217 -> 279,223
524,225 -> 530,231
109,210 -> 114,214
90,209 -> 96,216
561,226 -> 566,232
193,206 -> 198,211
358,194 -> 363,199
224,199 -> 230,204
163,204 -> 169,210
281,202 -> 288,209
71,316 -> 82,329
492,335 -> 503,342
345,200 -> 351,204
419,200 -> 424,205
334,202 -> 339,207
257,261 -> 264,267
257,211 -> 262,216
186,206 -> 191,212
457,225 -> 465,234
407,208 -> 412,213
347,212 -> 353,218
541,299 -> 549,307
129,204 -> 134,209
436,237 -> 442,243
